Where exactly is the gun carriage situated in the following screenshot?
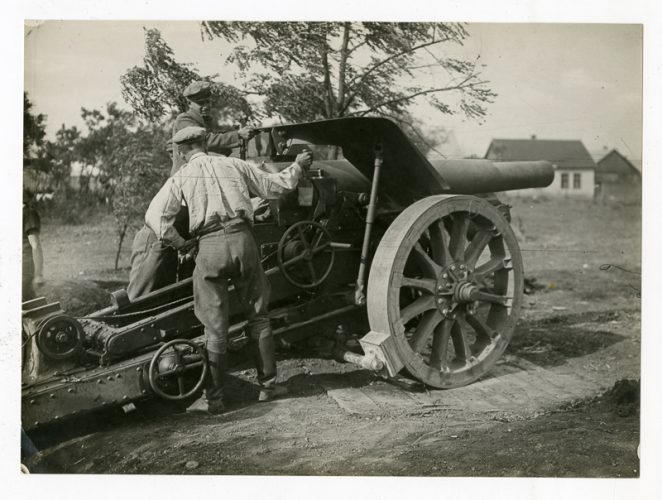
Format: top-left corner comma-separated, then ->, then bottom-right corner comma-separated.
22,117 -> 553,430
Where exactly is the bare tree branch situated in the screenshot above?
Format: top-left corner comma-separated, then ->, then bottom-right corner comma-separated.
340,37 -> 452,115
355,76 -> 484,116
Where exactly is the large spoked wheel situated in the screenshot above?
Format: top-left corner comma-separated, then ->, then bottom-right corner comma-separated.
148,340 -> 208,401
367,195 -> 523,389
277,220 -> 335,289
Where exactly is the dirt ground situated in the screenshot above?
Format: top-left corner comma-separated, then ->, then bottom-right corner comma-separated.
27,196 -> 641,477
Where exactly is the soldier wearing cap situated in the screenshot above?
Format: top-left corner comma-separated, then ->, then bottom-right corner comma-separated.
171,81 -> 256,176
145,126 -> 313,414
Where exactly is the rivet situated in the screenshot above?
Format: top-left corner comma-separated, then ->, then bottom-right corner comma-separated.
116,374 -> 122,379
141,389 -> 147,395
450,265 -> 456,271
437,298 -> 443,304
107,376 -> 113,381
34,421 -> 39,426
140,327 -> 145,333
460,264 -> 466,270
136,367 -> 142,372
29,399 -> 36,405
123,395 -> 128,400
150,323 -> 155,328
442,309 -> 448,315
102,401 -> 107,406
68,388 -> 74,393
97,379 -> 103,384
49,393 -> 55,399
54,415 -> 59,420
442,273 -> 448,279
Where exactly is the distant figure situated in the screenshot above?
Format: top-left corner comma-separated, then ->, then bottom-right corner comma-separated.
22,190 -> 44,301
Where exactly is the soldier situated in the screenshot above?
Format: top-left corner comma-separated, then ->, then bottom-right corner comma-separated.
126,140 -> 189,301
22,190 -> 44,301
171,80 -> 256,175
145,126 -> 312,414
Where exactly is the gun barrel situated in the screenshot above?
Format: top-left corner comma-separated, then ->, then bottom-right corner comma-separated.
430,159 -> 554,194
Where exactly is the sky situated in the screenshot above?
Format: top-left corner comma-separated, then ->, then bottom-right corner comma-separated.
24,21 -> 642,161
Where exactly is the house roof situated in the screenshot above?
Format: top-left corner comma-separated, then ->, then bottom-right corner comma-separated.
597,149 -> 641,176
485,138 -> 596,169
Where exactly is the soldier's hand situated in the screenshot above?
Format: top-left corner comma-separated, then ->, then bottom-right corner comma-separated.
178,246 -> 197,266
296,150 -> 313,170
238,126 -> 256,140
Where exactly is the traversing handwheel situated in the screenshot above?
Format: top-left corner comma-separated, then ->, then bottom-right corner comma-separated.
148,339 -> 208,401
277,220 -> 335,289
367,195 -> 524,389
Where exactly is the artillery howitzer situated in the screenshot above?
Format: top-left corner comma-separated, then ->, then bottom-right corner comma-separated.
22,117 -> 553,430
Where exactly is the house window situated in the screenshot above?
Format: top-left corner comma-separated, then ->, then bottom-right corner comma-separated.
573,173 -> 581,189
561,173 -> 569,189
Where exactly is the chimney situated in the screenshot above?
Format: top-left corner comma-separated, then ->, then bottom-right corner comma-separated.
531,134 -> 537,140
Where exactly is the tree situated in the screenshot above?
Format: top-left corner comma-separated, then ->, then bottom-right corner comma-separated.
74,103 -> 170,269
23,92 -> 47,161
200,22 -> 496,143
120,28 -> 253,125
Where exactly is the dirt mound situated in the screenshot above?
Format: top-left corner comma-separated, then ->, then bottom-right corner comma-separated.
35,279 -> 111,316
602,378 -> 640,417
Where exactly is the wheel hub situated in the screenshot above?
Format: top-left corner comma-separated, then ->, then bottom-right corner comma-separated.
434,263 -> 479,316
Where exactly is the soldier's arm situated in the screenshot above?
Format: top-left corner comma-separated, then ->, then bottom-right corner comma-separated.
206,129 -> 241,153
235,152 -> 311,200
145,177 -> 188,250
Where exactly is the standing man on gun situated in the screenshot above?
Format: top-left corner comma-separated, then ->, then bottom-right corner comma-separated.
171,81 -> 256,175
145,126 -> 313,414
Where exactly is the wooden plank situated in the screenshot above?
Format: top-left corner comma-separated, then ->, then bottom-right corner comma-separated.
323,387 -> 381,415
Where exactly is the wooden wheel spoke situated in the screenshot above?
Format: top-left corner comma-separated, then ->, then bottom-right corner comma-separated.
451,321 -> 473,362
428,220 -> 449,266
400,295 -> 436,324
465,314 -> 496,341
409,311 -> 442,352
412,243 -> 442,278
464,229 -> 494,268
177,375 -> 186,396
473,257 -> 506,281
474,291 -> 510,306
449,213 -> 470,262
429,319 -> 453,370
400,276 -> 437,294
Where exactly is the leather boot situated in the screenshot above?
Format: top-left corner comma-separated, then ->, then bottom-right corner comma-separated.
247,319 -> 288,402
188,351 -> 227,415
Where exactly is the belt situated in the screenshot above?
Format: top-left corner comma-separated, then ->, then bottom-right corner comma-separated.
194,218 -> 246,238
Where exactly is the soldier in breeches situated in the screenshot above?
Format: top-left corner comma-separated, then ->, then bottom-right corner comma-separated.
145,126 -> 312,414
